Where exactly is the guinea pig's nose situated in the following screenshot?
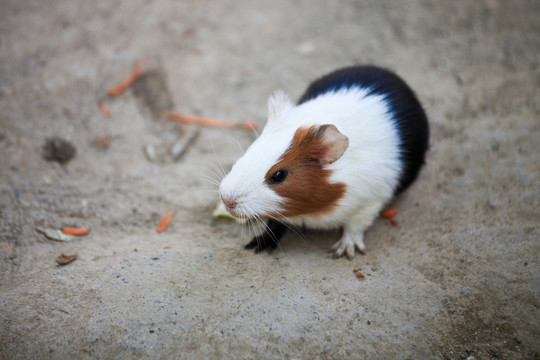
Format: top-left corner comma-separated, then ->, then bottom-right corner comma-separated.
221,196 -> 237,210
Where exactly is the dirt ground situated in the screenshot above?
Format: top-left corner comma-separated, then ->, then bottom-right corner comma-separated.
0,0 -> 539,359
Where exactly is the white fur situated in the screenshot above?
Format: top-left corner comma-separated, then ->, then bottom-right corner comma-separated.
219,87 -> 402,258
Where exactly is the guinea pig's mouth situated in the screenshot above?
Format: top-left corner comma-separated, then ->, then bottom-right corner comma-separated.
225,208 -> 266,220
221,203 -> 267,221
220,197 -> 249,219
220,195 -> 274,221
226,209 -> 248,219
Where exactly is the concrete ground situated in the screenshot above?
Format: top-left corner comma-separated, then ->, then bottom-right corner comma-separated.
0,0 -> 539,359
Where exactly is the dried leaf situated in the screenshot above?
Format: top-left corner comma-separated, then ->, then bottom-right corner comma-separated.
56,253 -> 78,265
36,227 -> 75,242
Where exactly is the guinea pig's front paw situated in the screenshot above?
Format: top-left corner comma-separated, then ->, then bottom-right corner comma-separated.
331,232 -> 366,259
244,234 -> 279,253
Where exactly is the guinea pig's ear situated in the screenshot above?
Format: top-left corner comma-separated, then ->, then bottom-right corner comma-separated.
268,89 -> 293,123
310,124 -> 349,165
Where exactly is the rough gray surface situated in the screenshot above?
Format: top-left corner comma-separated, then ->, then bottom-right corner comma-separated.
1,0 -> 539,359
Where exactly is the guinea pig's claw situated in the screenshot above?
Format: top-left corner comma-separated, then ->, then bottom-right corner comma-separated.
331,233 -> 366,259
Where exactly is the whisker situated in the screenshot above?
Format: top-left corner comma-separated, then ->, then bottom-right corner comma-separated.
200,174 -> 222,188
276,218 -> 306,244
245,208 -> 262,241
255,215 -> 284,253
201,173 -> 222,184
264,207 -> 309,249
204,164 -> 226,183
223,133 -> 247,155
209,143 -> 228,180
249,124 -> 260,138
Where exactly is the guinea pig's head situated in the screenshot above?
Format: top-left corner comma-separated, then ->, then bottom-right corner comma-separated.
219,90 -> 349,220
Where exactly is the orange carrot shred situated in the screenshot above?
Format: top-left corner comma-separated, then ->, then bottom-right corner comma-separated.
98,102 -> 112,116
62,227 -> 90,236
156,211 -> 174,233
107,57 -> 146,96
167,113 -> 258,131
390,217 -> 398,227
353,269 -> 365,278
381,208 -> 398,218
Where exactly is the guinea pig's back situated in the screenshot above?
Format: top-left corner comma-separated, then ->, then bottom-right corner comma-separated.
298,66 -> 429,195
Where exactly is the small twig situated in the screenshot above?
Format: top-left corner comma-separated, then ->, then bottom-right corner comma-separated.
171,129 -> 200,161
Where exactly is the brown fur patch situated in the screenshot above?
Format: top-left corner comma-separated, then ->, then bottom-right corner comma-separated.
265,125 -> 347,218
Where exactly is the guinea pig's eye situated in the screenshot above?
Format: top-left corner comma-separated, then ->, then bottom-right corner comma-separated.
269,169 -> 288,184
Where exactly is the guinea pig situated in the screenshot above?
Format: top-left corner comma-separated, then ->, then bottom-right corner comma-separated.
219,65 -> 429,258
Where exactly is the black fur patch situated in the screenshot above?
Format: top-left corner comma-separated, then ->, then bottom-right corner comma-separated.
245,219 -> 287,253
298,65 -> 430,194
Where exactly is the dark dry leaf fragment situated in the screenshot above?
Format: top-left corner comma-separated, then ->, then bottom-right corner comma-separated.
56,253 -> 78,265
42,138 -> 76,164
131,68 -> 175,122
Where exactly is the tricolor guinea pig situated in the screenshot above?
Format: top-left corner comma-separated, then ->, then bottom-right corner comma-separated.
219,66 -> 429,258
